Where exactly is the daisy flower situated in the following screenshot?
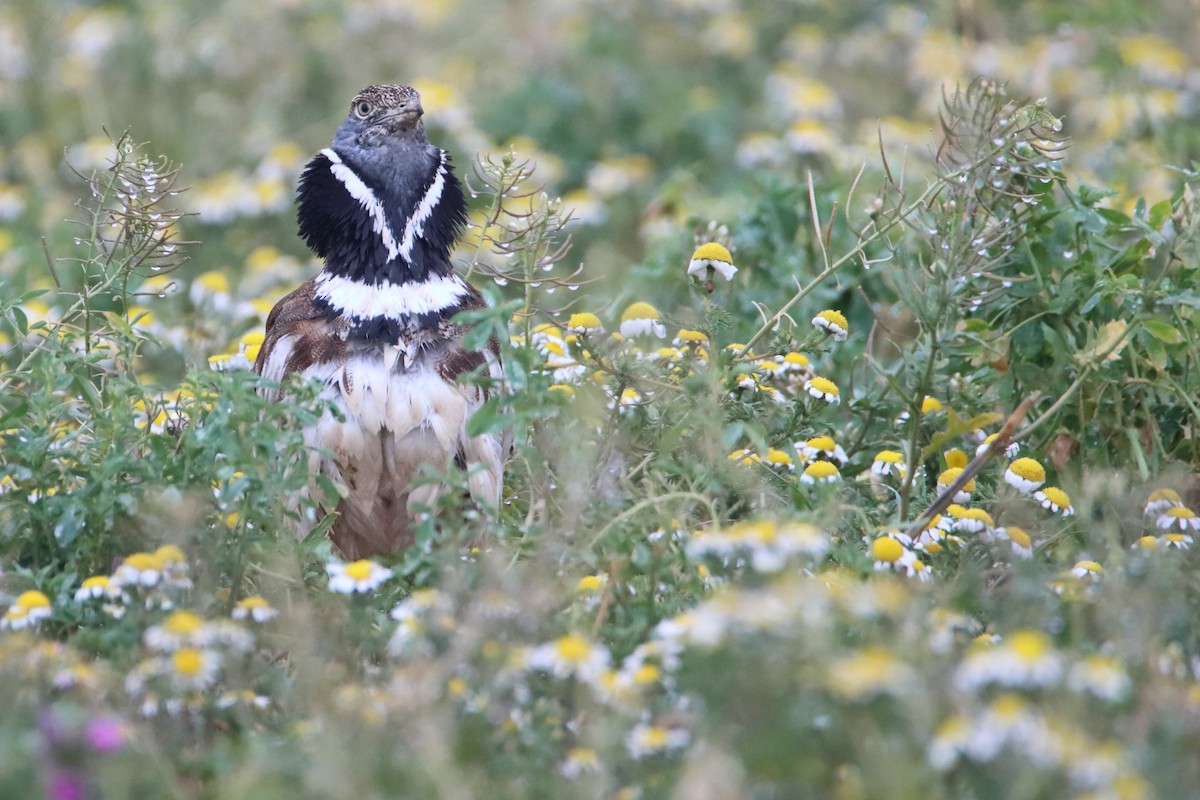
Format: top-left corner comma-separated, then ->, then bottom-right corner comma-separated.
673,328 -> 709,347
232,595 -> 279,623
976,432 -> 1020,458
953,629 -> 1063,691
871,536 -> 909,571
167,647 -> 221,690
800,460 -> 840,484
1068,654 -> 1130,702
952,507 -> 995,534
1004,458 -> 1046,494
764,448 -> 795,471
74,575 -> 117,602
1035,486 -> 1074,516
566,312 -> 603,335
936,467 -> 976,503
327,560 -> 395,594
779,351 -> 811,374
943,448 -> 969,470
2,590 -> 52,630
804,376 -> 840,404
811,309 -> 849,341
994,526 -> 1033,558
871,450 -> 907,478
528,633 -> 611,685
619,302 -> 666,339
1156,506 -> 1200,533
111,552 -> 165,588
626,722 -> 690,758
1162,533 -> 1193,549
687,242 -> 737,284
144,610 -> 209,651
798,435 -> 847,465
1144,488 -> 1184,516
1071,560 -> 1103,579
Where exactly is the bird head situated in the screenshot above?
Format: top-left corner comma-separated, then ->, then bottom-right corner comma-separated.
333,84 -> 427,150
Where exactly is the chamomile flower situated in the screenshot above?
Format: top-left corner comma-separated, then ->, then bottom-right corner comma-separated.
687,242 -> 737,285
871,450 -> 907,478
528,633 -> 611,685
111,552 -> 165,588
764,448 -> 795,471
1144,488 -> 1184,516
871,536 -> 911,572
827,645 -> 913,700
1071,560 -> 1103,580
575,574 -> 607,594
727,448 -> 760,466
673,328 -> 709,347
952,507 -> 995,535
1162,532 -> 1193,549
804,376 -> 840,404
167,647 -> 221,690
566,312 -> 603,334
800,460 -> 840,484
936,467 -> 976,502
779,351 -> 812,376
1004,458 -> 1046,494
144,610 -> 209,651
2,590 -> 52,630
1068,654 -> 1130,702
326,560 -> 395,594
976,432 -> 1020,458
1156,506 -> 1200,532
625,721 -> 690,758
994,526 -> 1033,559
1035,486 -> 1074,516
811,309 -> 849,341
954,629 -> 1063,691
560,747 -> 601,778
619,302 -> 666,339
1132,534 -> 1161,551
232,595 -> 278,623
74,575 -> 116,602
798,435 -> 847,465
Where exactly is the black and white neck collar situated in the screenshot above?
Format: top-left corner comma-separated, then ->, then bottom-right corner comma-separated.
295,143 -> 470,342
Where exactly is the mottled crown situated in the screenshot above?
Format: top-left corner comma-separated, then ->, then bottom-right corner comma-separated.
350,84 -> 421,113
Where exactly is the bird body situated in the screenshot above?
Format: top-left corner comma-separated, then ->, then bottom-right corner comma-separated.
254,85 -> 504,558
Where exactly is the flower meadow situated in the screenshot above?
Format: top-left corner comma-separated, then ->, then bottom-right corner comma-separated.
2,1 -> 1200,798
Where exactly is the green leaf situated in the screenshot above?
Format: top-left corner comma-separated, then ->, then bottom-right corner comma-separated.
8,305 -> 27,336
1142,318 -> 1182,344
53,504 -> 84,547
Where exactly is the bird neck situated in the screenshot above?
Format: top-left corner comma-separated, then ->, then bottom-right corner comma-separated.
296,145 -> 471,342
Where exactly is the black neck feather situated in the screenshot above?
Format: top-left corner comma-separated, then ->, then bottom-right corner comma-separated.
295,148 -> 468,285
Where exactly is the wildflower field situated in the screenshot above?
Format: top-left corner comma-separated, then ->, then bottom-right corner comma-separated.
3,0 -> 1200,797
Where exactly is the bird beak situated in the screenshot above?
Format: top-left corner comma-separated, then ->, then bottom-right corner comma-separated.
381,101 -> 424,131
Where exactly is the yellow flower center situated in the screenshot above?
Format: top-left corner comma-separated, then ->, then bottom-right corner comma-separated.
1041,487 -> 1072,508
621,301 -> 660,322
567,312 -> 601,330
872,537 -> 904,563
691,242 -> 733,263
805,460 -> 839,479
640,726 -> 670,749
344,560 -> 375,581
238,595 -> 271,610
163,610 -> 202,635
1008,457 -> 1046,482
676,329 -> 709,343
875,450 -> 903,464
172,648 -> 204,677
808,377 -> 839,396
1008,629 -> 1051,661
1006,527 -> 1032,548
633,664 -> 660,684
806,435 -> 836,451
554,634 -> 592,664
124,552 -> 164,572
575,575 -> 605,593
15,590 -> 50,609
815,309 -> 848,330
1165,506 -> 1195,519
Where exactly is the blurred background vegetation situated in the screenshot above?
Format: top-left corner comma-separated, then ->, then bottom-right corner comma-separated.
2,0 -> 1199,297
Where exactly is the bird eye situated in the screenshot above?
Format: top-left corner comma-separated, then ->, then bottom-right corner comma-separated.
354,101 -> 372,118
